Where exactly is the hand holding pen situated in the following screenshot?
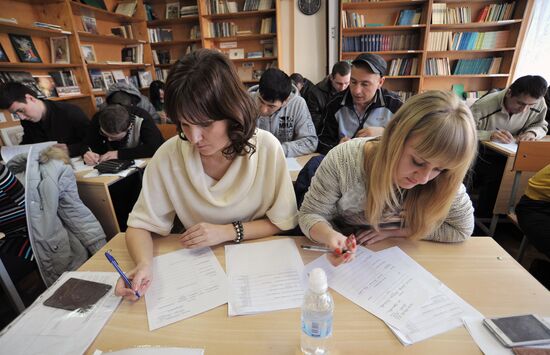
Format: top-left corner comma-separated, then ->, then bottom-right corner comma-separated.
302,234 -> 357,267
492,128 -> 515,144
106,250 -> 151,301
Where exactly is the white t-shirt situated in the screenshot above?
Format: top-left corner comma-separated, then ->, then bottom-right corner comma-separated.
127,129 -> 298,234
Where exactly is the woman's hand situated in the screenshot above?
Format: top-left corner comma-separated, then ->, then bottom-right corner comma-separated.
356,228 -> 409,245
179,223 -> 233,248
325,233 -> 357,267
114,262 -> 152,301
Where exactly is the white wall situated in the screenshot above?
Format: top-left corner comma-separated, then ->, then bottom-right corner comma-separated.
279,0 -> 328,83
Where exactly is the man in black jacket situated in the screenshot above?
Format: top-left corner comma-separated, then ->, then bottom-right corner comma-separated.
317,53 -> 403,155
305,61 -> 351,134
0,82 -> 90,157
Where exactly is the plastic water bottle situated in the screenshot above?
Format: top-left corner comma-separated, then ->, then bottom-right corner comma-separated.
301,268 -> 334,355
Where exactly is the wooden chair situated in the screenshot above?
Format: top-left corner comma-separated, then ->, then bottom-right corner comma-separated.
493,141 -> 550,261
156,124 -> 178,141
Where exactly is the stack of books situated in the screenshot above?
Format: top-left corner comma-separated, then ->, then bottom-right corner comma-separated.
121,44 -> 143,64
33,22 -> 71,34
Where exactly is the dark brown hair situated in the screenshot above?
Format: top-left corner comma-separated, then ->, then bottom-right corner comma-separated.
165,49 -> 258,158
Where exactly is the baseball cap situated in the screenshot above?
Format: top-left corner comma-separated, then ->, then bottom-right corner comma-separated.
352,53 -> 387,76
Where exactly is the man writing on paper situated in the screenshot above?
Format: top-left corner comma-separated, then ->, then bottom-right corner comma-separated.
0,82 -> 90,157
470,75 -> 548,217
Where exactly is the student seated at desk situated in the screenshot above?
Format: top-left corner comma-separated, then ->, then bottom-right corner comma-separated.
115,49 -> 298,300
299,91 -> 477,266
248,68 -> 318,157
82,104 -> 164,165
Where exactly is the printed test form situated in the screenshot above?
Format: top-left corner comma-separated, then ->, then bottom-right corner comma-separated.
304,246 -> 482,344
225,238 -> 305,316
145,247 -> 229,331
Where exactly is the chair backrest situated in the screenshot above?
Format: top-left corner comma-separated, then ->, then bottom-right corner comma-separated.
156,124 -> 178,140
508,141 -> 550,213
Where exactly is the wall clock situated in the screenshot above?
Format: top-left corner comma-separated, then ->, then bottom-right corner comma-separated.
298,0 -> 321,16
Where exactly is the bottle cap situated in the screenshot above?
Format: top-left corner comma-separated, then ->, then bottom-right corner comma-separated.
308,268 -> 328,293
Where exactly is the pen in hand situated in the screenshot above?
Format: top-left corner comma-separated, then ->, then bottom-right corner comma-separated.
105,250 -> 141,299
301,245 -> 350,254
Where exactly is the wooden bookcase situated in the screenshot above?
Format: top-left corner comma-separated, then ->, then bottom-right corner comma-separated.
339,0 -> 534,99
0,0 -> 282,145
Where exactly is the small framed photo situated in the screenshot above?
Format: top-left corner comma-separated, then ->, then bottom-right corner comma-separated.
0,43 -> 9,62
50,36 -> 70,64
101,71 -> 115,90
0,125 -> 25,146
8,34 -> 42,63
165,2 -> 180,19
81,44 -> 97,63
229,48 -> 244,60
82,16 -> 98,35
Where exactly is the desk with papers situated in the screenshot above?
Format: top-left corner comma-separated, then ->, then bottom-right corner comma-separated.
74,234 -> 550,355
287,153 -> 319,182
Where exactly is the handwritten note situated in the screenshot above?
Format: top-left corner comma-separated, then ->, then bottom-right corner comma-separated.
145,247 -> 229,331
225,238 -> 305,316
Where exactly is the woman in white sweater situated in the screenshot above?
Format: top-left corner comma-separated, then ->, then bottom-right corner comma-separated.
299,90 -> 477,266
115,49 -> 298,299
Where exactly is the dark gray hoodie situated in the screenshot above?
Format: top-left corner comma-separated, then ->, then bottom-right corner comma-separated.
105,82 -> 161,123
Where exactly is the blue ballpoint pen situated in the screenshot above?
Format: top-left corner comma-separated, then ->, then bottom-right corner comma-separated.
105,250 -> 141,299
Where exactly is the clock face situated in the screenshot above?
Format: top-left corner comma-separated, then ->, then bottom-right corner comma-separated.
298,0 -> 321,16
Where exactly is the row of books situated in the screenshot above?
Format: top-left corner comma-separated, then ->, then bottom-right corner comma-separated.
33,22 -> 70,34
426,57 -> 502,75
387,57 -> 419,76
152,49 -> 171,65
431,4 -> 472,24
427,30 -> 509,51
0,70 -> 80,98
431,2 -> 515,24
260,17 -> 275,34
148,28 -> 174,43
243,0 -> 274,12
121,44 -> 144,64
111,24 -> 135,39
395,91 -> 414,102
207,0 -> 239,14
342,34 -> 419,52
395,9 -> 422,26
206,22 -> 238,38
154,68 -> 170,82
89,69 -> 152,91
341,11 -> 367,29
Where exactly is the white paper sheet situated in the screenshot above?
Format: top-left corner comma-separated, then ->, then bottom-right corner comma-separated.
0,271 -> 121,355
304,246 -> 482,344
0,141 -> 57,163
225,238 -> 305,316
93,347 -> 204,355
71,157 -> 94,172
286,157 -> 302,171
492,141 -> 518,154
145,247 -> 229,331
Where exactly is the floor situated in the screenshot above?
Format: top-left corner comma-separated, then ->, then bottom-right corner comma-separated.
1,221 -> 548,331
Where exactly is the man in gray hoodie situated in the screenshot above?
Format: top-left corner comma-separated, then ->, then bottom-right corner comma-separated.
249,68 -> 317,157
105,82 -> 161,123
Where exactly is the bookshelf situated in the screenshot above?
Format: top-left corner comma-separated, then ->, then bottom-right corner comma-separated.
198,0 -> 280,85
339,0 -> 534,100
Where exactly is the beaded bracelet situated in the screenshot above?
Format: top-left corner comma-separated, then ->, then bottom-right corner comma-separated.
232,221 -> 244,243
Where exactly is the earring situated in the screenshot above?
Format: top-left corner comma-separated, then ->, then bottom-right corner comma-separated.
178,131 -> 187,141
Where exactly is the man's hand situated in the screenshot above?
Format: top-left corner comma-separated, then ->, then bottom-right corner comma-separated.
83,151 -> 100,165
355,127 -> 384,138
517,131 -> 537,142
99,150 -> 118,162
490,129 -> 515,144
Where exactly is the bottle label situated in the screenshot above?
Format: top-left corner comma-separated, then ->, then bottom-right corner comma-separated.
302,317 -> 333,338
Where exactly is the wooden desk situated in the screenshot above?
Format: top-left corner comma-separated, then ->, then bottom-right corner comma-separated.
75,165 -> 145,239
483,138 -> 550,215
79,235 -> 549,354
290,153 -> 319,181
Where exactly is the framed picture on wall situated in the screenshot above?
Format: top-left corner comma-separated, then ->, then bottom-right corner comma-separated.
50,36 -> 70,64
8,34 -> 42,63
0,125 -> 25,146
0,43 -> 10,62
165,2 -> 180,19
80,45 -> 97,63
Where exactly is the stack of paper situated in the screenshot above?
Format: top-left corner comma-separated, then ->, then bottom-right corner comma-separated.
304,246 -> 483,344
225,238 -> 305,316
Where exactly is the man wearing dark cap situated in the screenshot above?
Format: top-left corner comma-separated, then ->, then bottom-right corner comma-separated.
317,53 -> 403,154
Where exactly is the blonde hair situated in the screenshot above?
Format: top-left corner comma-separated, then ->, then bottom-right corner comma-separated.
365,90 -> 477,239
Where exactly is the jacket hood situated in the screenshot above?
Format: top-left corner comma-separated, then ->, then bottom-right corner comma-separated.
105,82 -> 143,101
6,147 -> 71,175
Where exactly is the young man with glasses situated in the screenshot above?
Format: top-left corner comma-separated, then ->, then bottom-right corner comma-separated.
83,104 -> 164,165
0,82 -> 90,157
